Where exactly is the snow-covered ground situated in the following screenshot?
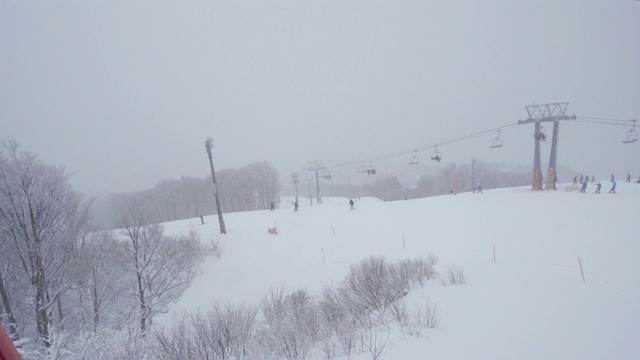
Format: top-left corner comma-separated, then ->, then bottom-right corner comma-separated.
158,182 -> 640,359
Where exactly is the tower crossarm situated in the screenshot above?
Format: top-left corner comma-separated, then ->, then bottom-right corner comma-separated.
518,102 -> 576,124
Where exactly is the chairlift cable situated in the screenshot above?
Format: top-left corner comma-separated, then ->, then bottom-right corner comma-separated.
325,115 -> 635,171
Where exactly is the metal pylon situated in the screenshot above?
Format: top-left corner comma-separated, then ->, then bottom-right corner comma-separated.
518,102 -> 576,191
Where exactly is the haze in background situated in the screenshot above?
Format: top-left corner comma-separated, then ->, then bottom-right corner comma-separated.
2,0 -> 639,196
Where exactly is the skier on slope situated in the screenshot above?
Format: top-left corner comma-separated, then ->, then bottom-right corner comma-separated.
349,198 -> 355,210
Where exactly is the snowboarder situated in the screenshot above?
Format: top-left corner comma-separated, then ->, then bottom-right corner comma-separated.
349,198 -> 355,210
476,186 -> 483,194
580,181 -> 587,193
572,176 -> 577,185
595,182 -> 601,194
609,180 -> 616,194
294,201 -> 299,211
626,173 -> 631,183
270,201 -> 275,211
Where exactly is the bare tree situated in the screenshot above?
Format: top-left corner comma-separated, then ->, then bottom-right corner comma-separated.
68,230 -> 127,332
0,232 -> 21,342
0,140 -> 89,347
115,196 -> 199,333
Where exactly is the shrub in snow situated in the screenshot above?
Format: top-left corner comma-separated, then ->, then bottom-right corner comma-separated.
257,287 -> 319,360
342,256 -> 409,319
426,253 -> 438,266
317,284 -> 360,359
398,257 -> 437,286
363,324 -> 391,360
419,299 -> 441,329
441,265 -> 467,285
401,299 -> 441,337
153,302 -> 258,360
148,255 -> 447,360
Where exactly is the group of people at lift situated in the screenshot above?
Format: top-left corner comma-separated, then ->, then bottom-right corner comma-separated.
574,173 -> 638,194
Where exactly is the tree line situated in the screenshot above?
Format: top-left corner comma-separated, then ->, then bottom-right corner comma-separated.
92,161 -> 281,229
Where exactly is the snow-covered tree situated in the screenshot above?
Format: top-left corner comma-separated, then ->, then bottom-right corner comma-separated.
114,195 -> 200,333
0,140 -> 90,347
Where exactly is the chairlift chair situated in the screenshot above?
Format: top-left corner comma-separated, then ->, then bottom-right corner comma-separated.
409,150 -> 419,165
622,120 -> 638,144
536,126 -> 547,142
623,130 -> 638,144
431,145 -> 442,162
366,161 -> 376,175
490,130 -> 503,148
357,161 -> 366,174
320,168 -> 332,180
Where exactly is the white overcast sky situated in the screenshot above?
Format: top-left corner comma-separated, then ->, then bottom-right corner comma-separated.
2,0 -> 639,195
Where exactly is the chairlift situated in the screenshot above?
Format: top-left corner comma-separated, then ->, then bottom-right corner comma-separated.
622,120 -> 638,144
490,130 -> 503,148
320,168 -> 332,180
535,126 -> 547,142
366,161 -> 376,175
409,150 -> 419,165
357,161 -> 366,174
431,145 -> 442,162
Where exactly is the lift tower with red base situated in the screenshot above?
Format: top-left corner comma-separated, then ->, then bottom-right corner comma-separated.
518,103 -> 576,191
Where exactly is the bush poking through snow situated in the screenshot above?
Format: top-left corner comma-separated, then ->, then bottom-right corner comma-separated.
342,256 -> 409,317
441,265 -> 467,285
257,287 -> 319,360
398,257 -> 437,286
150,256 -> 449,360
426,253 -> 439,266
153,302 -> 259,360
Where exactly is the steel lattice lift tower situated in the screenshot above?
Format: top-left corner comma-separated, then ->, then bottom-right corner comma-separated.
518,102 -> 576,191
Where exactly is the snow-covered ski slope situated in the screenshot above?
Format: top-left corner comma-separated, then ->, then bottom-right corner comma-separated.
159,183 -> 640,359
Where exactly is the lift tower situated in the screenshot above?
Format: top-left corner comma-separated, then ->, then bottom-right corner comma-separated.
307,161 -> 325,204
518,102 -> 576,191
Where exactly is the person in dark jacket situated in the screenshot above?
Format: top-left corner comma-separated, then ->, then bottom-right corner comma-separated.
348,198 -> 355,210
595,182 -> 601,194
